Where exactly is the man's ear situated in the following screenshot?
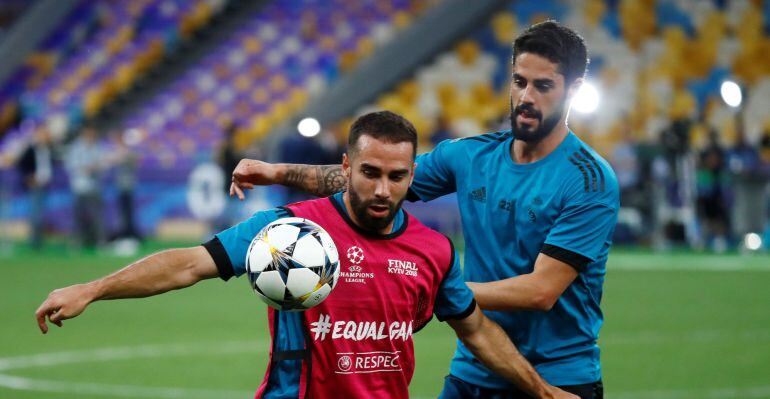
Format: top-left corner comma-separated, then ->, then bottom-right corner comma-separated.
409,162 -> 416,186
342,153 -> 350,177
567,77 -> 584,99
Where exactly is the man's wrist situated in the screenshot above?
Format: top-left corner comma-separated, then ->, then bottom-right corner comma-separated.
84,281 -> 104,302
272,163 -> 287,185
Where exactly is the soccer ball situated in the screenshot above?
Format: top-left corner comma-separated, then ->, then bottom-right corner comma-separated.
245,217 -> 340,311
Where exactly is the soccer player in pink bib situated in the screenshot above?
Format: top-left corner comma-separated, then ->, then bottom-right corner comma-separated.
36,111 -> 576,399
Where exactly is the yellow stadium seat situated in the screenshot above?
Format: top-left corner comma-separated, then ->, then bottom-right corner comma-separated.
234,73 -> 252,92
669,89 -> 696,120
491,11 -> 517,46
83,87 -> 106,117
214,63 -> 231,80
270,101 -> 290,124
199,100 -> 218,119
114,62 -> 138,93
180,1 -> 213,38
456,40 -> 480,67
26,52 -> 57,75
392,11 -> 412,30
619,0 -> 655,51
320,36 -> 338,52
0,101 -> 18,131
288,88 -> 309,111
107,25 -> 134,55
396,80 -> 420,106
338,51 -> 359,73
356,37 -> 375,59
584,0 -> 606,28
243,37 -> 263,55
269,75 -> 288,94
251,87 -> 269,105
62,75 -> 81,92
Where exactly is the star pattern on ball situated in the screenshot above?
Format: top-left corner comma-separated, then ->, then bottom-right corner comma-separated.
246,218 -> 340,312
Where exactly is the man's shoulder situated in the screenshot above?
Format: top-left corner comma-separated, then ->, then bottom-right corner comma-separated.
429,130 -> 510,156
557,136 -> 619,206
447,130 -> 510,149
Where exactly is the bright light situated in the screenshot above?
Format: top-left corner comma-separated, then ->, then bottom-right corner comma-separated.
571,82 -> 600,114
744,233 -> 762,251
720,80 -> 742,108
297,117 -> 321,137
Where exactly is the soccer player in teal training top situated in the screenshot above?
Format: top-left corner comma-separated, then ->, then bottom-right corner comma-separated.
230,21 -> 618,399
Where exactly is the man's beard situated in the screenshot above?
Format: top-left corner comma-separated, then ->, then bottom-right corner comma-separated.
510,96 -> 566,143
348,183 -> 403,233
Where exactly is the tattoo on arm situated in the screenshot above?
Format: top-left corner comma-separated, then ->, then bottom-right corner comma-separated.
281,164 -> 346,197
317,165 -> 346,197
283,165 -> 310,188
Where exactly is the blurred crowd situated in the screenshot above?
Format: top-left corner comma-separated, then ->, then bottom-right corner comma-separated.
7,123 -> 140,251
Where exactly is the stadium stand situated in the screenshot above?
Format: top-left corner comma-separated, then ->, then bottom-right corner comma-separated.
0,0 -> 768,249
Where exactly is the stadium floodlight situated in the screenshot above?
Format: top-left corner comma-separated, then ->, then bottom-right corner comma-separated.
298,117 -> 321,137
720,80 -> 742,108
744,233 -> 762,251
571,82 -> 600,114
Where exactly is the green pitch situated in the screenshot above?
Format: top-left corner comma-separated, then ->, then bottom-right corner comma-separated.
1,245 -> 769,399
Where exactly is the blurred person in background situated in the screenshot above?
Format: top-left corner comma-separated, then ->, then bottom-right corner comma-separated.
727,125 -> 765,240
65,124 -> 106,250
611,128 -> 640,203
215,120 -> 242,229
696,129 -> 730,252
759,127 -> 770,248
107,129 -> 140,243
430,115 -> 454,146
15,125 -> 53,250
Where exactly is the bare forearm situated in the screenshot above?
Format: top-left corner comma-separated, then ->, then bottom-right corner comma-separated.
468,276 -> 548,311
90,247 -> 215,301
461,317 -> 553,398
469,255 -> 578,312
277,164 -> 346,197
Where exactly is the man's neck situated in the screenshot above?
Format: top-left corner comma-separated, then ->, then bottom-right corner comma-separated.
511,123 -> 569,164
342,191 -> 395,235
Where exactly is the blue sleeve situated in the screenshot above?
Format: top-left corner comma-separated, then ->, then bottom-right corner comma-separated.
409,139 -> 461,202
209,208 -> 289,278
543,196 -> 618,271
434,248 -> 476,321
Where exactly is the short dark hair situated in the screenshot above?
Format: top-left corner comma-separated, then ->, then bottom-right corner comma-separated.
348,111 -> 417,158
512,20 -> 588,84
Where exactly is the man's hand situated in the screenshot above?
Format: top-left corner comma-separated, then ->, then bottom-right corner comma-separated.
229,159 -> 279,200
229,160 -> 345,199
35,284 -> 96,334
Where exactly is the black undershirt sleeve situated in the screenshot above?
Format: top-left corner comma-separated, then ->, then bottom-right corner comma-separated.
201,237 -> 235,281
540,243 -> 592,272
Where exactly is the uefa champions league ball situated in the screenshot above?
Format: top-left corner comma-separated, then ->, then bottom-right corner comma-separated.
245,217 -> 340,311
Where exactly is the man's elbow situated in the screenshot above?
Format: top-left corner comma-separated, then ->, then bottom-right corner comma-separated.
530,291 -> 559,311
454,325 -> 483,353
